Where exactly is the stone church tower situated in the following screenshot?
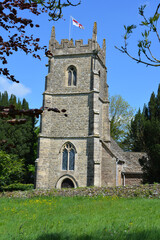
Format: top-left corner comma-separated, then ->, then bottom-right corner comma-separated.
36,23 -> 144,189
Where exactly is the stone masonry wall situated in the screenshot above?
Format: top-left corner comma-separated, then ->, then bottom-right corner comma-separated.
41,94 -> 90,138
46,56 -> 92,94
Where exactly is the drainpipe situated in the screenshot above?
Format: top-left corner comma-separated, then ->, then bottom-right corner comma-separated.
122,172 -> 125,186
116,158 -> 118,186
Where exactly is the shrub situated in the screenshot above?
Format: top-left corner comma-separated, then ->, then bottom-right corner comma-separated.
0,183 -> 34,192
0,151 -> 25,187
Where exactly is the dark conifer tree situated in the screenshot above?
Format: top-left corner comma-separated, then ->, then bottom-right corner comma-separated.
0,91 -> 37,183
9,94 -> 17,106
17,99 -> 22,110
127,108 -> 145,152
148,92 -> 157,120
156,85 -> 160,120
1,91 -> 8,106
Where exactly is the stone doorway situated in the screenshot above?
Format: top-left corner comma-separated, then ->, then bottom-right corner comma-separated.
61,178 -> 74,188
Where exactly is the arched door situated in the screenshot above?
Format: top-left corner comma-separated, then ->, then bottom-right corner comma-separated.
61,178 -> 74,188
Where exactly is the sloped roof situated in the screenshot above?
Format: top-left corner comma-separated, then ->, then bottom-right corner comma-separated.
110,138 -> 127,163
108,138 -> 146,173
123,152 -> 146,173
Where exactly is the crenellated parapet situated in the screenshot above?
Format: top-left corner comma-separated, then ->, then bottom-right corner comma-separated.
49,22 -> 106,66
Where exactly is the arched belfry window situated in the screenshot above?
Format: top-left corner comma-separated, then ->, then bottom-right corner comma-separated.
62,143 -> 75,170
67,66 -> 77,86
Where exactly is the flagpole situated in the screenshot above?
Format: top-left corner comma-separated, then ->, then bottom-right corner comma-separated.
69,16 -> 72,40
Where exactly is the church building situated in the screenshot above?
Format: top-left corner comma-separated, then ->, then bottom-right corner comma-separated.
35,23 -> 144,189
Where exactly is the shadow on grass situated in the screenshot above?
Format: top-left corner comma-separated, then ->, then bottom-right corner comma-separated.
36,229 -> 160,240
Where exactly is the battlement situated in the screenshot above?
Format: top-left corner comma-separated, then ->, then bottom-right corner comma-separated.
49,22 -> 106,65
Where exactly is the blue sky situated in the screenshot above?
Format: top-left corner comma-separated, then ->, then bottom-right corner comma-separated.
1,0 -> 160,112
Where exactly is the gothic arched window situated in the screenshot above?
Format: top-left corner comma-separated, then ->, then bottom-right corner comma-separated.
67,66 -> 77,86
62,143 -> 75,170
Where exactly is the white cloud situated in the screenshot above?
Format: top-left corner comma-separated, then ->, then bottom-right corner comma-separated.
0,77 -> 31,97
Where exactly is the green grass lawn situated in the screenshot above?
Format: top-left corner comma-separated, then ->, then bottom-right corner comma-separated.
0,196 -> 160,240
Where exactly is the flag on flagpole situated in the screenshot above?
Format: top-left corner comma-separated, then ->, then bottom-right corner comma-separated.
72,17 -> 84,29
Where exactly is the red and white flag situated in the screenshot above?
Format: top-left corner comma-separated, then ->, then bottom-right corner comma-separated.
72,17 -> 84,29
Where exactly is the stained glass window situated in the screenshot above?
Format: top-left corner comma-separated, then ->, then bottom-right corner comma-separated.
62,143 -> 75,170
62,149 -> 68,170
73,70 -> 77,86
69,149 -> 75,170
68,70 -> 72,86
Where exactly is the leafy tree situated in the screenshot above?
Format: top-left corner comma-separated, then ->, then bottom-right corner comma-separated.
0,0 -> 80,82
0,150 -> 25,187
109,95 -> 135,148
116,4 -> 160,67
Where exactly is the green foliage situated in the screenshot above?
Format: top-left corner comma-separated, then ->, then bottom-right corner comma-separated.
109,95 -> 135,148
0,151 -> 25,187
33,125 -> 40,160
140,119 -> 160,183
124,24 -> 136,40
125,108 -> 146,152
1,91 -> 8,106
139,4 -> 146,16
0,183 -> 34,192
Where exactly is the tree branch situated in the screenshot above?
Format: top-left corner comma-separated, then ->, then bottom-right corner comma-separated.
115,46 -> 160,67
147,47 -> 160,63
116,4 -> 160,67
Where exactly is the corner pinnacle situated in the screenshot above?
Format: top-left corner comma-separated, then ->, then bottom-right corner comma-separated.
92,22 -> 97,41
103,39 -> 106,50
51,25 -> 56,40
